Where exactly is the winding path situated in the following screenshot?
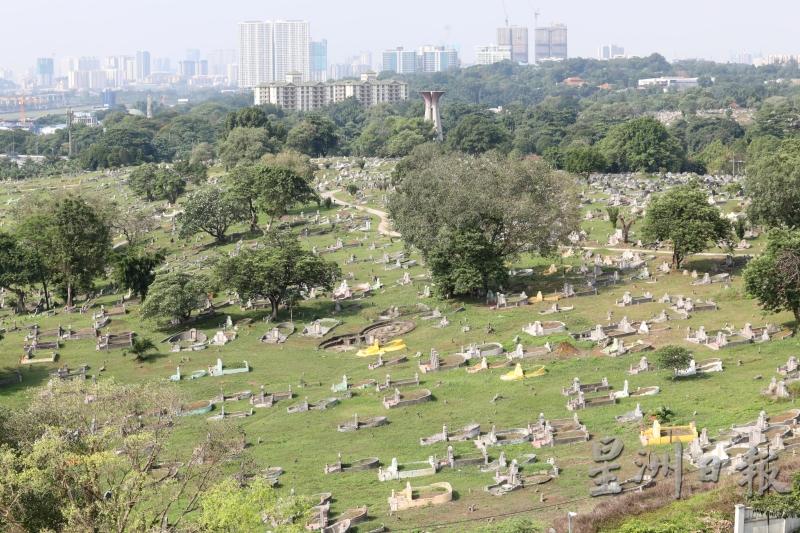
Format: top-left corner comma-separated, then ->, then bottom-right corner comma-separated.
321,190 -> 401,238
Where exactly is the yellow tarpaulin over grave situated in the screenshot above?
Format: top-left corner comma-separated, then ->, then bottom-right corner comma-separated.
500,363 -> 546,381
356,339 -> 407,357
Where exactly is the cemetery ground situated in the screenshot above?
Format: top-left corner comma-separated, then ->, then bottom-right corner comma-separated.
0,162 -> 797,532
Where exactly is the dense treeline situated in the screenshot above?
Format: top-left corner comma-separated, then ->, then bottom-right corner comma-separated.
4,55 -> 800,180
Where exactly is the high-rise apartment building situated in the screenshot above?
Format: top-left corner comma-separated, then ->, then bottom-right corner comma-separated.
598,44 -> 625,60
179,60 -> 197,78
153,57 -> 172,73
475,45 -> 512,65
239,20 -> 309,87
78,57 -> 101,71
36,57 -> 54,87
135,51 -> 151,81
534,24 -> 568,62
418,46 -> 459,72
497,26 -> 529,64
273,20 -> 310,82
239,21 -> 274,88
185,49 -> 201,62
310,40 -> 328,82
382,47 -> 419,74
207,49 -> 237,76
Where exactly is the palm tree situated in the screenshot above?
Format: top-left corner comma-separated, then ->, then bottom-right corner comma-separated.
129,337 -> 157,362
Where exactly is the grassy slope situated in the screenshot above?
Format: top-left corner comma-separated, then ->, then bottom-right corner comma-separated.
0,164 -> 795,532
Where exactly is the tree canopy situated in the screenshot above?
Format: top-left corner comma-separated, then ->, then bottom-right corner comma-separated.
599,117 -> 685,173
641,183 -> 730,268
215,231 -> 340,319
141,272 -> 208,324
229,163 -> 317,232
178,186 -> 248,243
446,113 -> 511,155
743,229 -> 800,327
0,379 -> 257,532
112,247 -> 165,300
219,127 -> 277,170
285,114 -> 338,157
745,137 -> 800,228
0,232 -> 41,313
389,149 -> 579,296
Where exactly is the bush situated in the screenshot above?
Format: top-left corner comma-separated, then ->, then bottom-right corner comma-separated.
653,405 -> 675,424
788,381 -> 800,400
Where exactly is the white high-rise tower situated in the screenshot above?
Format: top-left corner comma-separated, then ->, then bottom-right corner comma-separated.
273,20 -> 310,82
238,21 -> 273,88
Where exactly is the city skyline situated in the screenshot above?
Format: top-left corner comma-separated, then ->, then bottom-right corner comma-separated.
3,0 -> 800,78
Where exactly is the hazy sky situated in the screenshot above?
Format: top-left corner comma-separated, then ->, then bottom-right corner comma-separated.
2,0 -> 799,74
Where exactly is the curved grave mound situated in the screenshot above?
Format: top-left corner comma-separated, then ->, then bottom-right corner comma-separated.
362,320 -> 416,341
161,328 -> 208,351
388,481 -> 452,512
522,321 -> 567,337
287,397 -> 339,414
333,506 -> 368,525
319,320 -> 416,351
260,322 -> 295,344
382,388 -> 432,409
337,413 -> 388,432
302,318 -> 341,339
324,454 -> 381,474
420,423 -> 480,446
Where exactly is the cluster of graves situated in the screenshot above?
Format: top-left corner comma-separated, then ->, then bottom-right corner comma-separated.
7,164 -> 800,529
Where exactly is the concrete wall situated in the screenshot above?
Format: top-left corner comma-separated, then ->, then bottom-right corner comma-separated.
735,504 -> 800,533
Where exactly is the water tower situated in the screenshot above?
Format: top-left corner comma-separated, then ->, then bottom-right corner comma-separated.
420,91 -> 445,141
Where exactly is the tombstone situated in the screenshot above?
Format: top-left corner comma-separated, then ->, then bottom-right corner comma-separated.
590,324 -> 607,342
563,283 -> 575,297
714,331 -> 727,348
699,427 -> 710,447
429,349 -> 440,370
514,343 -> 524,358
696,326 -> 708,343
618,316 -> 634,333
496,293 -> 507,308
